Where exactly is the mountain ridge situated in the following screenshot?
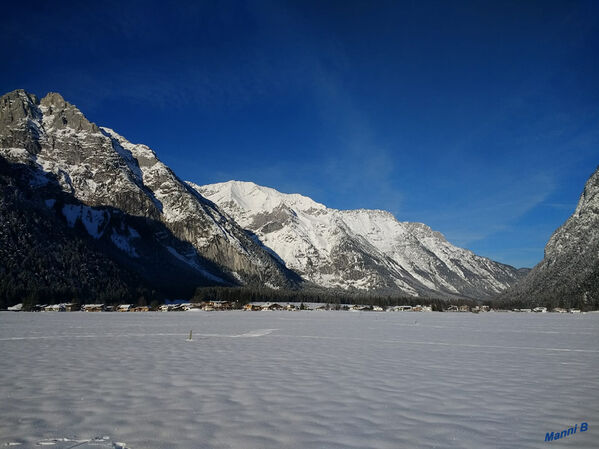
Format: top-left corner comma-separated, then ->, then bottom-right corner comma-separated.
193,180 -> 527,299
0,89 -> 300,295
3,88 -> 566,304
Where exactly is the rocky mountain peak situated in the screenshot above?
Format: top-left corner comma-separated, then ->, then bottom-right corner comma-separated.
573,165 -> 599,216
40,92 -> 99,133
41,92 -> 67,108
0,90 -> 43,155
404,222 -> 448,243
205,180 -> 327,214
0,89 -> 40,127
546,166 -> 599,260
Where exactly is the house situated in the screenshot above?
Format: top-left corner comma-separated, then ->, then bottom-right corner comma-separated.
533,307 -> 547,313
7,303 -> 23,311
44,304 -> 66,312
459,305 -> 470,312
213,301 -> 234,310
569,308 -> 581,313
446,305 -> 459,312
552,308 -> 567,313
117,304 -> 132,312
184,304 -> 203,311
265,303 -> 284,311
244,304 -> 263,311
82,304 -> 104,312
164,303 -> 191,311
350,305 -> 370,312
131,306 -> 150,312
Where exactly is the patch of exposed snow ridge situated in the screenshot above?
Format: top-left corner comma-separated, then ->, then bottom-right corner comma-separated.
110,228 -> 140,258
62,204 -> 110,239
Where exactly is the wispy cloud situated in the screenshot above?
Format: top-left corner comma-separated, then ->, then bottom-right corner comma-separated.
417,169 -> 557,246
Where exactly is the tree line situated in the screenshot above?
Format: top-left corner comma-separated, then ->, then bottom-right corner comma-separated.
192,286 -> 480,311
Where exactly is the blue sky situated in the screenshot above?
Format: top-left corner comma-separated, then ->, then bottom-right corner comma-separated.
2,0 -> 598,268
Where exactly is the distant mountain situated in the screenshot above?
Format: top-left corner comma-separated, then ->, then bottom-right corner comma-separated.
0,89 -> 299,304
498,166 -> 599,309
192,180 -> 527,299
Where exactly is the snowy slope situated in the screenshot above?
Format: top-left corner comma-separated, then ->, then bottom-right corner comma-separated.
193,180 -> 525,298
0,89 -> 297,288
2,312 -> 597,449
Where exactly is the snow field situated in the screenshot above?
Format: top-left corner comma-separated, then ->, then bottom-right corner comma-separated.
0,311 -> 597,448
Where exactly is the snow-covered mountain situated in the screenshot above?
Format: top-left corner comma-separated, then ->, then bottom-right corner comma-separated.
192,180 -> 526,299
0,88 -> 533,301
499,166 -> 599,308
0,89 -> 298,291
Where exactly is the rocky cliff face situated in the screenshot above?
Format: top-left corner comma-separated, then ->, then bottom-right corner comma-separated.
0,89 -> 299,292
499,166 -> 599,308
193,180 -> 526,299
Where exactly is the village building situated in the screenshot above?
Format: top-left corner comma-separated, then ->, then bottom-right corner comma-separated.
131,306 -> 150,312
263,303 -> 284,311
44,304 -> 65,312
349,305 -> 370,311
41,303 -> 77,312
244,304 -> 263,311
208,301 -> 234,310
82,304 -> 104,312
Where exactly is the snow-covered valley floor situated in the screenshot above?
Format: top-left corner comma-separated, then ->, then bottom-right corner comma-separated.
1,311 -> 597,448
